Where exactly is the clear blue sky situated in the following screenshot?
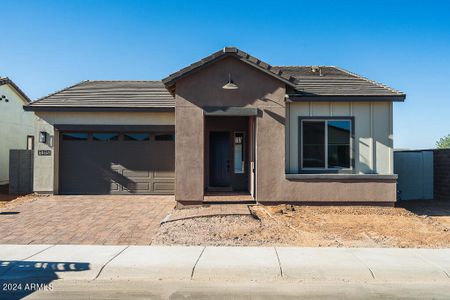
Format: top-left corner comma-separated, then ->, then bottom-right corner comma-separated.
1,0 -> 449,149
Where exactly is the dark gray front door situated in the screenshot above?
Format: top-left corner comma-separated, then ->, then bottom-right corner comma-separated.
59,132 -> 174,195
209,132 -> 230,187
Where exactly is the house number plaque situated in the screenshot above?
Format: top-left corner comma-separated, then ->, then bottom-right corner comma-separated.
38,150 -> 52,156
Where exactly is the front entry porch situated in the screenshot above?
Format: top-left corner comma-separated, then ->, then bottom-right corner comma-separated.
204,115 -> 256,203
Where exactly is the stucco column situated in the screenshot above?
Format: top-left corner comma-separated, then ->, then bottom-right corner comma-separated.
175,100 -> 204,202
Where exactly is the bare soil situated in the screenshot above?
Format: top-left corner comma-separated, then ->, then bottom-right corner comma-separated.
152,201 -> 450,248
0,194 -> 43,209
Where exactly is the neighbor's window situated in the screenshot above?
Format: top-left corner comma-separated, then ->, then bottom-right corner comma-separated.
155,134 -> 175,141
62,133 -> 88,140
124,133 -> 150,141
92,133 -> 119,141
301,119 -> 351,169
234,132 -> 245,174
26,135 -> 34,150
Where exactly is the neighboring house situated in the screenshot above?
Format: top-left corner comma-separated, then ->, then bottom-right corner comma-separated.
24,47 -> 405,206
0,77 -> 35,189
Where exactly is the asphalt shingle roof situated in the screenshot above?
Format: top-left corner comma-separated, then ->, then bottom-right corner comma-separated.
26,80 -> 175,111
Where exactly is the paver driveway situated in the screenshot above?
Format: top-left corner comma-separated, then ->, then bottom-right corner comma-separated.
0,195 -> 175,245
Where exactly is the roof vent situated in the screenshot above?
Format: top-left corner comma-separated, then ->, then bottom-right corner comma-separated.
311,66 -> 323,76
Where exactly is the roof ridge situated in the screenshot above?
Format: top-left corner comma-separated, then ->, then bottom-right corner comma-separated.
31,80 -> 90,104
332,66 -> 405,95
87,80 -> 162,82
272,65 -> 335,68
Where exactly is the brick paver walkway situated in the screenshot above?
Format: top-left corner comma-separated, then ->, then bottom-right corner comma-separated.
0,195 -> 175,245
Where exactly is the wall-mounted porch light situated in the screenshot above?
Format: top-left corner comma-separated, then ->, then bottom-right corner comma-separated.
39,131 -> 47,143
222,73 -> 239,90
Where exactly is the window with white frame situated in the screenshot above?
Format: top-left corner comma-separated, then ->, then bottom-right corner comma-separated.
300,118 -> 352,170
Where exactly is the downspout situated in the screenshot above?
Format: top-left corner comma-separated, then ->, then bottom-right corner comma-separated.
285,94 -> 290,173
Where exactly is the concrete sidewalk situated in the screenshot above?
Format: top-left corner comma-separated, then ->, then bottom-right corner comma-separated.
0,245 -> 450,283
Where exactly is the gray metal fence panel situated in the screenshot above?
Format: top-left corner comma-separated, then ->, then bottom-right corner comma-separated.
9,149 -> 33,194
394,150 -> 433,200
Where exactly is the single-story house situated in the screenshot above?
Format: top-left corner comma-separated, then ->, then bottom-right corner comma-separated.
24,47 -> 405,206
0,77 -> 35,191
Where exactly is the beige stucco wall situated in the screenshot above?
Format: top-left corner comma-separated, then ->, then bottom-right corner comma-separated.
33,111 -> 174,193
0,85 -> 35,185
286,101 -> 394,174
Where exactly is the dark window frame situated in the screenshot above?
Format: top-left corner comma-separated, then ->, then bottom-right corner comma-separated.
298,116 -> 355,174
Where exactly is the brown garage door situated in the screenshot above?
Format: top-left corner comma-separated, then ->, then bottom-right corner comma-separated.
59,131 -> 174,195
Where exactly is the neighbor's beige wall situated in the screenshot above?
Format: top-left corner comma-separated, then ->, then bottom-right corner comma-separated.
286,101 -> 394,174
33,111 -> 174,193
0,85 -> 36,185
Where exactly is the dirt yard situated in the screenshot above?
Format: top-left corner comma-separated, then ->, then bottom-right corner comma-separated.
0,194 -> 42,209
152,201 -> 450,248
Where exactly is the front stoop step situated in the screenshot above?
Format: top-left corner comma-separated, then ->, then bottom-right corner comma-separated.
203,193 -> 256,205
203,201 -> 256,205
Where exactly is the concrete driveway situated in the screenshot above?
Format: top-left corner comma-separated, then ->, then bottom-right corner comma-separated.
0,195 -> 175,245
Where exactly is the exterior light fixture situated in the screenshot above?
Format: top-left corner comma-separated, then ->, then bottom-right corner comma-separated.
222,73 -> 239,90
39,131 -> 47,143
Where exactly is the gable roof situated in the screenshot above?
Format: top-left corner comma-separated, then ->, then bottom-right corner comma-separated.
24,48 -> 406,112
25,80 -> 175,112
0,77 -> 31,103
272,66 -> 405,101
162,47 -> 298,93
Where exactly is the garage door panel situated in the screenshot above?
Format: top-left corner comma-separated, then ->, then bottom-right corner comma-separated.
59,131 -> 175,195
111,182 -> 120,191
154,171 -> 175,179
153,182 -> 175,192
122,182 -> 151,192
122,170 -> 151,178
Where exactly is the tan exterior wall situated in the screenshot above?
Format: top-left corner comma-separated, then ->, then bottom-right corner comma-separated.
33,111 -> 174,193
259,179 -> 396,203
286,101 -> 394,174
174,56 -> 396,203
0,85 -> 36,185
174,56 -> 285,202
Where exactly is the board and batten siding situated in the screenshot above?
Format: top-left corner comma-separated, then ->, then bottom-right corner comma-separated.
286,101 -> 393,175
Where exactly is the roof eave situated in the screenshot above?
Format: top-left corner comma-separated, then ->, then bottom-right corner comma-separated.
286,94 -> 406,102
161,48 -> 297,92
23,106 -> 175,112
